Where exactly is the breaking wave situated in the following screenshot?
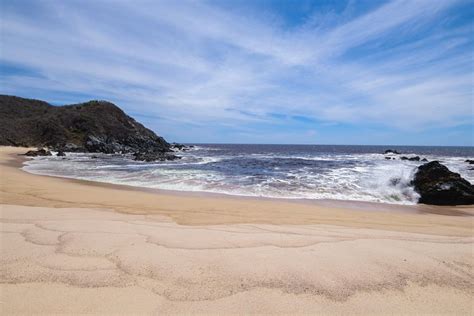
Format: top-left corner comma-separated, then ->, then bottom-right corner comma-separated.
24,144 -> 473,205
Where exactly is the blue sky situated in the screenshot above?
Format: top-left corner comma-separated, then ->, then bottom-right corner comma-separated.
1,0 -> 473,145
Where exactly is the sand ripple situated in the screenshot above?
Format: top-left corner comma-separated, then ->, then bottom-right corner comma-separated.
1,205 -> 473,314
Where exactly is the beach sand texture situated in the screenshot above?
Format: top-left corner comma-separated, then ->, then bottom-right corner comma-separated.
1,147 -> 473,314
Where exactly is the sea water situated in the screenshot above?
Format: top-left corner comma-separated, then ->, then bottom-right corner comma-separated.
23,144 -> 474,205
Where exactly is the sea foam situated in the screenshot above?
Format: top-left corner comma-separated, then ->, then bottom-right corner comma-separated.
23,144 -> 473,205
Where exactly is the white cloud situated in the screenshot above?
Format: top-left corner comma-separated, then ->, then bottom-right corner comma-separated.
0,0 -> 472,141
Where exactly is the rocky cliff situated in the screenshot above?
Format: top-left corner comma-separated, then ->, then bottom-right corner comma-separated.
0,95 -> 174,158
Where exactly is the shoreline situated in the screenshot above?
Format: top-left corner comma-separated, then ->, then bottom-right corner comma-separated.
1,145 -> 473,314
1,146 -> 473,234
13,147 -> 474,217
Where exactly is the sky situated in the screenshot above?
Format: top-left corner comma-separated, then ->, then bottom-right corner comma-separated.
1,0 -> 473,146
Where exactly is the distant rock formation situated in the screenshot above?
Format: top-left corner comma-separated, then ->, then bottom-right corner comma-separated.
384,152 -> 428,162
412,161 -> 474,205
133,151 -> 181,162
24,149 -> 52,157
400,156 -> 420,161
0,95 -> 180,161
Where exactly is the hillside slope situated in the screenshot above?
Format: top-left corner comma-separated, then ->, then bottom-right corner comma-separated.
0,95 -> 171,154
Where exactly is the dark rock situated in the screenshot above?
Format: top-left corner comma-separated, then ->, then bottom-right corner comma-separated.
84,135 -> 118,154
57,150 -> 66,157
385,157 -> 392,160
400,156 -> 408,160
133,151 -> 181,162
58,143 -> 82,152
170,143 -> 191,151
390,177 -> 401,186
412,161 -> 474,205
24,148 -> 52,156
171,142 -> 185,150
465,159 -> 474,165
400,156 -> 420,161
0,95 -> 172,155
421,158 -> 428,162
384,149 -> 401,155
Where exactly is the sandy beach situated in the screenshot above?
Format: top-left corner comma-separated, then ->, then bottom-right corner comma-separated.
1,146 -> 473,314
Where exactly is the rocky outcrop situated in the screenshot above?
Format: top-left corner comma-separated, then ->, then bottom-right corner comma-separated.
466,159 -> 474,165
170,143 -> 194,151
170,143 -> 186,151
133,151 -> 181,162
383,149 -> 429,162
401,156 -> 420,161
1,95 -> 179,161
24,149 -> 52,156
61,143 -> 82,152
412,161 -> 474,205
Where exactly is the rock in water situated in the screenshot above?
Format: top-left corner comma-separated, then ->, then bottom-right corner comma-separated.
133,151 -> 181,162
24,149 -> 52,156
412,161 -> 474,205
170,142 -> 186,150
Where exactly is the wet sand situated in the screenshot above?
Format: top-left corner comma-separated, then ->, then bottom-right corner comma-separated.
1,146 -> 473,314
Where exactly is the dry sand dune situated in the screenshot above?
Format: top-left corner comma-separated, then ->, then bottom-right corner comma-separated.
0,147 -> 473,314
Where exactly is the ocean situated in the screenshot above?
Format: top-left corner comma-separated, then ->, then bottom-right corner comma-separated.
23,144 -> 474,205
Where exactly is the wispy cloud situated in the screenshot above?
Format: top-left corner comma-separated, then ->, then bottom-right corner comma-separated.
1,0 -> 472,144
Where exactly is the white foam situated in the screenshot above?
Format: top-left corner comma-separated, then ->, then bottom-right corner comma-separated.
22,151 -> 473,205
